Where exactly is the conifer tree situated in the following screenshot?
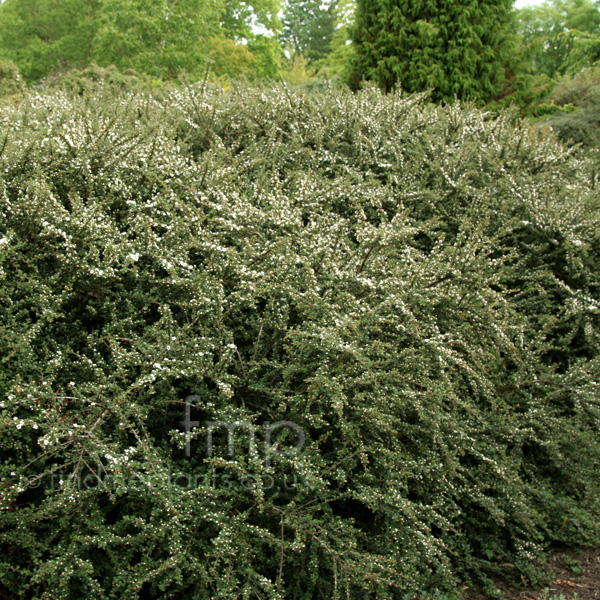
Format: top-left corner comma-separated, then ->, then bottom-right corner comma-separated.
351,0 -> 517,103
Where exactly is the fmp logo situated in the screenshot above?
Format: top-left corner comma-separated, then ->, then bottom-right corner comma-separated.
179,395 -> 305,466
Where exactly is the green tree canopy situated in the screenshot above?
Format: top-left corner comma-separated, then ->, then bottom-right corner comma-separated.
280,0 -> 338,64
219,0 -> 283,80
221,0 -> 282,41
516,0 -> 600,79
93,0 -> 222,79
0,0 -> 100,81
320,0 -> 357,82
0,0 -> 283,82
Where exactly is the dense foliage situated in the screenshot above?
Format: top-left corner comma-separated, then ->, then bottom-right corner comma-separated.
0,0 -> 283,82
350,0 -> 518,102
0,0 -> 100,82
3,0 -> 600,112
516,0 -> 600,81
0,83 -> 599,599
0,59 -> 23,98
532,66 -> 600,147
280,0 -> 338,65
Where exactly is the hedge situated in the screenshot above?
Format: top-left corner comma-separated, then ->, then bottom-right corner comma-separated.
0,83 -> 599,599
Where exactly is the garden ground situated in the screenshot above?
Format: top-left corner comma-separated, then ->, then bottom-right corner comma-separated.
465,546 -> 600,599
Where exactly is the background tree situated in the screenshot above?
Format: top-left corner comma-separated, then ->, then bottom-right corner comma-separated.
516,0 -> 600,79
92,0 -> 223,79
351,0 -> 517,103
219,0 -> 283,80
221,0 -> 281,41
246,35 -> 284,79
207,35 -> 257,80
0,0 -> 100,81
280,0 -> 338,64
318,0 -> 356,82
0,0 -> 283,82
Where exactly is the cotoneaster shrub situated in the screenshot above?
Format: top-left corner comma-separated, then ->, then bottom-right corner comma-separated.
0,83 -> 599,599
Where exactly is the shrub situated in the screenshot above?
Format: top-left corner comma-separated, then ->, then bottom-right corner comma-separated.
0,59 -> 24,99
533,66 -> 600,148
36,64 -> 160,95
0,84 -> 599,599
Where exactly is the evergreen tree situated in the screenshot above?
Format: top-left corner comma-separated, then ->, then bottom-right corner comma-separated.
351,0 -> 517,103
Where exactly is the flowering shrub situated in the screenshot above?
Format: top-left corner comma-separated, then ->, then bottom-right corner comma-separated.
0,84 -> 599,599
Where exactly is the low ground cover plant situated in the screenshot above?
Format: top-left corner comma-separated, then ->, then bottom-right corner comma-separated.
0,83 -> 599,599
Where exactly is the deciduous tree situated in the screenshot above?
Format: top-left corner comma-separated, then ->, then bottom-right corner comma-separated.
516,0 -> 600,79
280,0 -> 338,64
0,0 -> 100,81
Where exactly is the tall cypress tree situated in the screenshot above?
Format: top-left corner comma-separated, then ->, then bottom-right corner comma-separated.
351,0 -> 517,103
